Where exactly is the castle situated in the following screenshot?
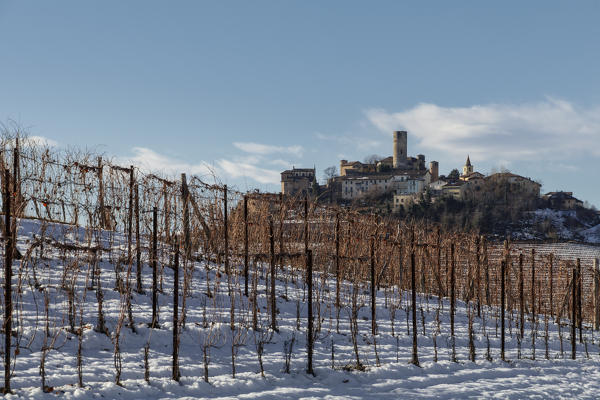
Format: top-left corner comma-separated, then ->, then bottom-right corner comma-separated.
281,130 -> 544,212
336,131 -> 439,202
281,131 -> 438,202
339,131 -> 438,180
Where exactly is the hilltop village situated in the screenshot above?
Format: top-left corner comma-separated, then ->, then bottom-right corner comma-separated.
280,130 -> 575,211
280,131 -> 599,240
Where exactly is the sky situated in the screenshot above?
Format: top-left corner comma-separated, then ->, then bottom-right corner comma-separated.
1,1 -> 599,207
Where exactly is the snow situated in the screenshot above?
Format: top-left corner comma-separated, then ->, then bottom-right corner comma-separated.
3,219 -> 600,399
581,224 -> 600,244
525,209 -> 600,243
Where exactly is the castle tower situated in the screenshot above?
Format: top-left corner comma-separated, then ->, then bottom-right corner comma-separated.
462,155 -> 473,176
429,161 -> 439,182
392,130 -> 407,168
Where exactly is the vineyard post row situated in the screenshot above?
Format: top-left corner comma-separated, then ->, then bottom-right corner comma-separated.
1,137 -> 600,389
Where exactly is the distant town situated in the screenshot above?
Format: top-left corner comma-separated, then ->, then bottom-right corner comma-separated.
281,130 -> 584,213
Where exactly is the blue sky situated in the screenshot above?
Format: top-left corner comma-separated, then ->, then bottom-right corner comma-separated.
1,1 -> 599,206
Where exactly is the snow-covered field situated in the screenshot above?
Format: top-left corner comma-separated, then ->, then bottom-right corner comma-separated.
3,219 -> 600,399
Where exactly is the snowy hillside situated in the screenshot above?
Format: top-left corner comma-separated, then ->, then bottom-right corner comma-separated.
3,219 -> 600,399
581,224 -> 600,244
520,209 -> 600,243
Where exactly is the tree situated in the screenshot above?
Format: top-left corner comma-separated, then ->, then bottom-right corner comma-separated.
363,154 -> 383,164
448,169 -> 460,181
323,166 -> 338,181
311,177 -> 320,196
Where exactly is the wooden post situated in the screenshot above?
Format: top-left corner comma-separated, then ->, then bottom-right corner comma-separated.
269,218 -> 277,332
252,264 -> 258,331
159,183 -> 166,243
450,243 -> 456,338
475,235 -> 481,317
370,236 -> 376,336
3,168 -> 13,393
501,260 -> 506,361
97,157 -> 106,229
127,167 -> 134,266
12,146 -> 19,223
445,247 -> 449,299
151,207 -> 159,328
577,258 -> 582,343
436,226 -> 442,297
135,184 -> 142,293
519,253 -> 524,339
172,239 -> 180,381
549,254 -> 554,319
243,195 -> 249,297
468,304 -> 475,362
450,242 -> 456,362
594,258 -> 600,330
335,213 -> 341,323
531,249 -> 536,326
306,249 -> 314,376
483,236 -> 490,306
410,250 -> 419,366
278,193 -> 284,271
181,174 -> 191,259
224,185 -> 229,276
503,240 -> 509,311
304,197 -> 309,254
572,266 -> 577,360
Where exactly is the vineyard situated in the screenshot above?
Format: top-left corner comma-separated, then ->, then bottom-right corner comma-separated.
0,135 -> 600,397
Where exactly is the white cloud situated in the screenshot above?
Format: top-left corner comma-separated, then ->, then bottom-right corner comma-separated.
315,132 -> 382,151
27,136 -> 58,147
233,142 -> 303,157
5,135 -> 58,148
121,147 -> 214,178
119,146 -> 283,186
118,139 -> 304,187
315,132 -> 331,141
217,159 -> 281,185
269,159 -> 293,168
365,98 -> 600,163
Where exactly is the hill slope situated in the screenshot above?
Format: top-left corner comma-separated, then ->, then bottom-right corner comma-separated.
3,219 -> 600,399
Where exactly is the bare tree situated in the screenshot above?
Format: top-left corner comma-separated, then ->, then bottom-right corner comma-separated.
323,166 -> 338,182
363,154 -> 383,165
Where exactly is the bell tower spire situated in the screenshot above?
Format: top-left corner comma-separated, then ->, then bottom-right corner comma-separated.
462,155 -> 473,176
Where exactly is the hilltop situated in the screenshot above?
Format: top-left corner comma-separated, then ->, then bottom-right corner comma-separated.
280,131 -> 600,243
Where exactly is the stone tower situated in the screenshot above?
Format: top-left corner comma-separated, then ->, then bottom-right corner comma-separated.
393,130 -> 407,168
429,161 -> 439,182
462,155 -> 473,176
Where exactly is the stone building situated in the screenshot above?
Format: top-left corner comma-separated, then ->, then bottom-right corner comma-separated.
394,172 -> 428,194
341,174 -> 395,200
339,131 -> 435,178
339,160 -> 376,176
333,131 -> 438,203
280,167 -> 316,197
392,174 -> 427,211
393,193 -> 419,211
484,172 -> 541,198
442,181 -> 467,200
542,191 -> 583,210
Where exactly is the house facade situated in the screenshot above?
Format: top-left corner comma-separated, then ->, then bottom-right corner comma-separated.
281,168 -> 316,197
